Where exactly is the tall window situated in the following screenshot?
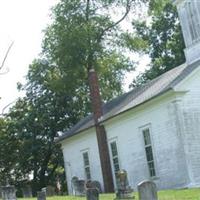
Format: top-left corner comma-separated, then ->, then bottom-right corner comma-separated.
142,128 -> 156,177
82,151 -> 91,180
110,141 -> 120,177
185,1 -> 200,43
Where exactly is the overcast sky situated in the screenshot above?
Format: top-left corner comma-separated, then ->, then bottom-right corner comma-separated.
0,0 -> 58,113
0,0 -> 150,114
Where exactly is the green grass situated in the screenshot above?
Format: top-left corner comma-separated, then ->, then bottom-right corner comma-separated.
3,188 -> 200,200
158,189 -> 200,200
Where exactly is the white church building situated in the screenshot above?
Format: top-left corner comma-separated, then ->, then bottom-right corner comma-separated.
58,0 -> 200,193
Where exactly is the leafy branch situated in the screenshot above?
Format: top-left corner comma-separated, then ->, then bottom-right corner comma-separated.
97,0 -> 133,43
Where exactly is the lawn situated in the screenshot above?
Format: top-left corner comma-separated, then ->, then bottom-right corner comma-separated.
13,188 -> 200,200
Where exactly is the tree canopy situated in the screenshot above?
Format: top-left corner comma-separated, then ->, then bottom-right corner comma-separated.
42,0 -> 143,101
124,0 -> 186,87
1,0 -> 149,194
0,117 -> 22,185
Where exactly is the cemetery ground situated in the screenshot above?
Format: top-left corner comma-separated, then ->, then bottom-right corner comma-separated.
2,188 -> 200,200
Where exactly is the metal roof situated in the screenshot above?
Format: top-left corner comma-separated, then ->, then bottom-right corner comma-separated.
57,60 -> 200,142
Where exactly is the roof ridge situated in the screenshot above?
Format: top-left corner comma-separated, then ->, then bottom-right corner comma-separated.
103,63 -> 187,112
58,61 -> 200,142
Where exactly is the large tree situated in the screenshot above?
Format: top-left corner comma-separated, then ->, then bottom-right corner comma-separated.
42,0 -> 143,101
5,0 -> 150,193
7,60 -> 78,193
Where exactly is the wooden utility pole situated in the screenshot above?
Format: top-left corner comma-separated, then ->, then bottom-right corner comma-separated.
88,68 -> 114,193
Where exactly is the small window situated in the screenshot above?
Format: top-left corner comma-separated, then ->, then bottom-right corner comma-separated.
142,128 -> 156,177
82,151 -> 91,180
110,141 -> 120,177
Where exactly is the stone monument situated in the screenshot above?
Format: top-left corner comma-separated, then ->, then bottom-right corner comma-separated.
1,181 -> 16,200
137,180 -> 157,200
85,181 -> 99,200
90,181 -> 102,193
41,185 -> 55,196
71,176 -> 86,196
114,170 -> 134,199
0,187 -> 2,198
37,191 -> 46,200
22,185 -> 32,198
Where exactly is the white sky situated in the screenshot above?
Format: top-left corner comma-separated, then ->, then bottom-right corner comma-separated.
0,0 -> 58,113
0,0 -> 150,114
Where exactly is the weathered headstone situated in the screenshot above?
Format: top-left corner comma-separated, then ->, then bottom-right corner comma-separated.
137,180 -> 157,200
1,185 -> 16,200
115,170 -> 134,199
71,176 -> 78,193
37,191 -> 46,200
42,186 -> 55,196
86,181 -> 99,200
91,181 -> 102,193
22,185 -> 32,198
71,176 -> 86,196
0,187 -> 2,198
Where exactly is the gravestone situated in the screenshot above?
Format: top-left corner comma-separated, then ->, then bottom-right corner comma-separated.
115,170 -> 134,199
91,181 -> 102,193
85,181 -> 99,200
1,185 -> 16,200
137,180 -> 158,200
37,191 -> 46,200
71,176 -> 86,196
42,186 -> 55,196
22,185 -> 32,198
0,187 -> 2,198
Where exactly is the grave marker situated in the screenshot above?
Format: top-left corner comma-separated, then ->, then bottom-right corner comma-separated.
137,180 -> 157,200
115,170 -> 134,199
37,191 -> 46,200
71,176 -> 85,196
1,185 -> 16,200
86,181 -> 99,200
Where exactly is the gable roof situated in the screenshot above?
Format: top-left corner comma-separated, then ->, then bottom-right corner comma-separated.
58,60 -> 200,142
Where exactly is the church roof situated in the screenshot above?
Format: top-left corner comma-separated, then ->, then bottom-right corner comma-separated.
58,60 -> 200,142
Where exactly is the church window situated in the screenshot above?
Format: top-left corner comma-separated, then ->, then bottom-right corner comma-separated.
110,141 -> 120,177
142,128 -> 156,177
185,1 -> 200,43
82,151 -> 91,180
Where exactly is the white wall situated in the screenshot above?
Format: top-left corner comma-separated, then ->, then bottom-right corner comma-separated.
61,128 -> 104,194
61,92 -> 190,193
175,66 -> 200,187
61,65 -> 200,193
104,92 -> 189,190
